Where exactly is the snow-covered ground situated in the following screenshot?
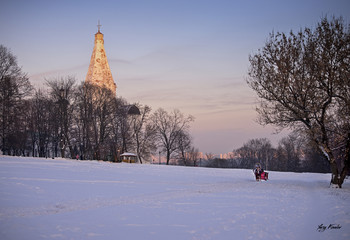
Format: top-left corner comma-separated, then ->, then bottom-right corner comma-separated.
0,156 -> 349,240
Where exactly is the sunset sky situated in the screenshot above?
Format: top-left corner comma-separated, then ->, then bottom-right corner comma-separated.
1,0 -> 350,155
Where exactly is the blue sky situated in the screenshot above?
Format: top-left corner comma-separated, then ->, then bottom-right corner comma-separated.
1,0 -> 350,154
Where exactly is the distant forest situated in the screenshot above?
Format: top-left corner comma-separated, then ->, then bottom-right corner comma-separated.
203,136 -> 330,173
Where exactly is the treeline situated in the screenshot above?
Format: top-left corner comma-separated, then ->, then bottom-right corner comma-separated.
205,135 -> 330,173
0,45 -> 194,163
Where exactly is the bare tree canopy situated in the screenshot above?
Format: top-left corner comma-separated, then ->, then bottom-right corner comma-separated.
0,45 -> 32,98
247,16 -> 350,187
152,108 -> 194,165
0,45 -> 33,154
46,77 -> 77,158
129,104 -> 157,164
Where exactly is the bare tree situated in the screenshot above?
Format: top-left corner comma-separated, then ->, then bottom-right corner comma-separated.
28,90 -> 54,157
151,108 -> 194,165
0,45 -> 33,154
46,77 -> 76,158
205,153 -> 215,161
75,82 -> 94,160
203,152 -> 215,167
186,147 -> 200,167
75,83 -> 116,160
235,138 -> 273,169
248,16 -> 350,187
276,134 -> 303,171
130,104 -> 157,163
176,130 -> 192,166
115,99 -> 134,155
301,137 -> 330,173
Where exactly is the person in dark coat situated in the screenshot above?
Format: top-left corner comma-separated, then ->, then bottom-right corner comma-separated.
254,163 -> 264,180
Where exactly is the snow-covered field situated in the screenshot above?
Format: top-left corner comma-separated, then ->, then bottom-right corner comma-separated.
0,156 -> 349,240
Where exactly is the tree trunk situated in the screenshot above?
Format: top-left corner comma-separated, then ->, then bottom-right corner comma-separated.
329,156 -> 349,188
327,134 -> 350,188
330,160 -> 341,187
166,151 -> 171,165
320,144 -> 341,188
338,134 -> 350,188
136,141 -> 143,164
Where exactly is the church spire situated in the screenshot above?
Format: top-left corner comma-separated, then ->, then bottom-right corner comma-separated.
85,22 -> 117,95
97,20 -> 101,33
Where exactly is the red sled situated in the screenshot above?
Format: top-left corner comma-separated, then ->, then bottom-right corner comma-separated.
255,171 -> 268,181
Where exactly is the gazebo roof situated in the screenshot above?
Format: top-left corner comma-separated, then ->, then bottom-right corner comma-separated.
127,105 -> 141,115
120,152 -> 137,157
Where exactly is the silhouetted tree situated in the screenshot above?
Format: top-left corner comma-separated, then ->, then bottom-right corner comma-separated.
275,134 -> 303,172
176,130 -> 192,166
129,104 -> 156,163
151,108 -> 194,165
248,16 -> 350,187
186,147 -> 200,166
235,138 -> 273,170
28,90 -> 53,157
75,83 -> 117,160
0,45 -> 33,154
46,77 -> 76,158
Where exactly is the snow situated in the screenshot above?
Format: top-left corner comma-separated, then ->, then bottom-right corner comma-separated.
0,156 -> 349,240
120,153 -> 137,156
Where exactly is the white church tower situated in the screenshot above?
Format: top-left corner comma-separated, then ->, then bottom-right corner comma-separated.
85,21 -> 116,95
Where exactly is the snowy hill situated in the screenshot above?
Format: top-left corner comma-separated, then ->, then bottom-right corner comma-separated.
0,156 -> 349,240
